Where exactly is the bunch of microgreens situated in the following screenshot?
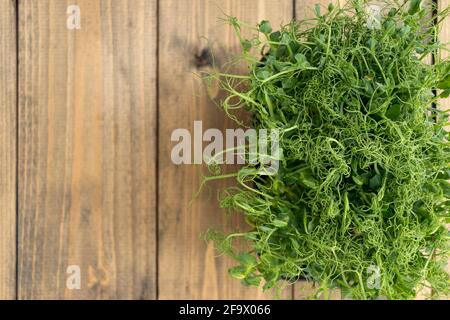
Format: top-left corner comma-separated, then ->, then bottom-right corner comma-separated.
203,0 -> 450,299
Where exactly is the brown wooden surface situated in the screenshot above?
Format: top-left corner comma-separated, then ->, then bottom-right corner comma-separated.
0,0 -> 446,300
18,0 -> 157,299
0,0 -> 17,300
158,0 -> 293,300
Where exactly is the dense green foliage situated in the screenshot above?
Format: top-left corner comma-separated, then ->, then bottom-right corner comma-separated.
205,0 -> 450,299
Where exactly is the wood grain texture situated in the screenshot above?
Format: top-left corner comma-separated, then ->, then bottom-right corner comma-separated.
18,0 -> 157,299
295,0 -> 327,19
158,0 -> 293,299
0,0 -> 17,300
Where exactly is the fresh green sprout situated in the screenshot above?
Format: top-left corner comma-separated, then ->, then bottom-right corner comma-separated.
203,0 -> 450,300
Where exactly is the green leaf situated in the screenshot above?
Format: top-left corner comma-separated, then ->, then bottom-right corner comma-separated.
282,77 -> 298,89
272,219 -> 288,228
273,60 -> 291,72
259,226 -> 273,233
289,40 -> 300,53
244,232 -> 259,241
256,70 -> 271,80
299,168 -> 319,189
259,20 -> 272,34
366,38 -> 377,51
229,266 -> 248,280
415,47 -> 425,54
437,169 -> 450,180
351,158 -> 359,173
263,272 -> 278,290
307,220 -> 316,233
263,280 -> 276,290
437,74 -> 450,90
352,175 -> 364,186
238,252 -> 258,266
241,39 -> 252,51
314,4 -> 321,17
299,167 -> 319,189
242,276 -> 262,287
440,89 -> 450,98
369,174 -> 382,189
383,19 -> 396,34
399,25 -> 411,37
280,33 -> 291,45
385,104 -> 401,121
360,173 -> 371,185
269,31 -> 281,42
408,0 -> 422,15
302,178 -> 318,189
295,53 -> 309,65
388,8 -> 397,17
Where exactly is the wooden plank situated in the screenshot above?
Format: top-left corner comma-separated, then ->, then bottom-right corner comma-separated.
0,0 -> 17,300
294,0 -> 340,300
18,0 -> 157,299
295,0 -> 330,20
158,0 -> 293,299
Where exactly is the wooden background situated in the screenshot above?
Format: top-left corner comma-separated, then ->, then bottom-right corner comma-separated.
0,0 -> 448,300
